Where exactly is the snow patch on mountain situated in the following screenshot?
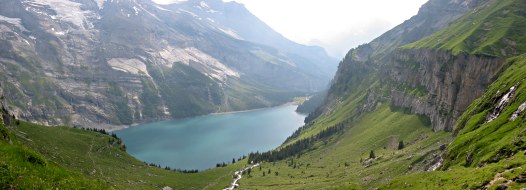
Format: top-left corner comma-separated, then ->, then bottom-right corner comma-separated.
55,31 -> 66,35
217,27 -> 242,40
158,46 -> 239,81
50,27 -> 67,36
24,0 -> 91,29
94,0 -> 105,9
108,58 -> 151,77
178,8 -> 198,18
134,2 -> 161,21
154,5 -> 171,12
132,6 -> 140,15
200,1 -> 209,9
152,0 -> 187,4
182,47 -> 240,80
206,9 -> 219,14
193,1 -> 218,13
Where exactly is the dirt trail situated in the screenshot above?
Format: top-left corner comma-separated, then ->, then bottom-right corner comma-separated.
484,169 -> 513,189
224,163 -> 260,190
87,138 -> 104,177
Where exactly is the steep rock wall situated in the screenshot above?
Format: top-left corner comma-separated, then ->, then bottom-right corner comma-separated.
314,0 -> 501,131
387,49 -> 504,131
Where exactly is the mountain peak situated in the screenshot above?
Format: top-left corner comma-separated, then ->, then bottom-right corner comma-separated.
0,0 -> 337,126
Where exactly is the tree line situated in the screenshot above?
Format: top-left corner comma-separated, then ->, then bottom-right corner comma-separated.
248,119 -> 350,163
145,162 -> 199,173
284,118 -> 352,144
76,127 -> 127,151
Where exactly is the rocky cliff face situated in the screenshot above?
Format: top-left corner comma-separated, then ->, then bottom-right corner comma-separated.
387,49 -> 504,131
317,0 -> 503,131
0,0 -> 337,129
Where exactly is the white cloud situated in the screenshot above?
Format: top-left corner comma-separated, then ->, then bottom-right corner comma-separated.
227,0 -> 428,57
309,19 -> 394,57
153,0 -> 428,57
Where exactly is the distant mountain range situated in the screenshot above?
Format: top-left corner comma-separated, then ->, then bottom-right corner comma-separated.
0,0 -> 337,128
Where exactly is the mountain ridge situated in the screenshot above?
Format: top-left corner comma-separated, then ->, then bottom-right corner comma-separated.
314,0 -> 511,132
0,0 -> 336,129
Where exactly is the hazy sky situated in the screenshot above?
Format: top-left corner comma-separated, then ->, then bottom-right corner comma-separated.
154,0 -> 428,58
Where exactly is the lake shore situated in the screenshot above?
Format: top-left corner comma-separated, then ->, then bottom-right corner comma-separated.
210,102 -> 299,115
109,101 -> 302,132
115,104 -> 306,171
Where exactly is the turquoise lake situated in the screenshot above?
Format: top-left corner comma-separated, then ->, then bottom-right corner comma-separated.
115,105 -> 305,171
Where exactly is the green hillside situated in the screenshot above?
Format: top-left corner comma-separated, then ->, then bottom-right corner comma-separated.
241,104 -> 450,189
381,53 -> 526,190
404,0 -> 526,57
0,115 -> 108,189
0,111 -> 243,189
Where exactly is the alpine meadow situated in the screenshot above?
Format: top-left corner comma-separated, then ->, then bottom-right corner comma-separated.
1,0 -> 526,189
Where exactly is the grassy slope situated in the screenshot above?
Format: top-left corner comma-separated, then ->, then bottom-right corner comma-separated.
448,53 -> 526,167
380,53 -> 526,189
380,153 -> 526,189
7,121 -> 243,190
241,0 -> 526,189
283,74 -> 382,147
404,0 -> 526,57
240,104 -> 450,189
0,123 -> 108,189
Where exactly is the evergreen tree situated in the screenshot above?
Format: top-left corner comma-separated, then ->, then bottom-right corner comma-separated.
398,140 -> 405,150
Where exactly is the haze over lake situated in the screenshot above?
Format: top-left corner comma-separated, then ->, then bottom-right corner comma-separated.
116,105 -> 306,170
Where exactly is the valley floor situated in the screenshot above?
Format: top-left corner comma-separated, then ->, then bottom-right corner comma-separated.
239,105 -> 451,189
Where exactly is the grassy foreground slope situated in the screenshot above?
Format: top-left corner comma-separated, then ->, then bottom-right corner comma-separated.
381,53 -> 526,190
8,121 -> 244,190
0,122 -> 108,189
240,104 -> 450,189
0,108 -> 244,190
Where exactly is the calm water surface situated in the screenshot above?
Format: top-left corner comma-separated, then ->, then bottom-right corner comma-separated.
115,105 -> 305,170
